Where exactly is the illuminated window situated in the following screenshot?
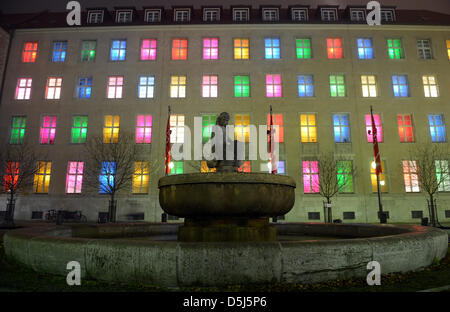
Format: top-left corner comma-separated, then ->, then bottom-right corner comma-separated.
267,113 -> 284,143
235,114 -> 250,142
238,161 -> 251,173
392,75 -> 409,97
292,8 -> 308,21
71,116 -> 88,144
77,77 -> 92,99
170,114 -> 185,143
3,162 -> 19,192
428,114 -> 446,142
321,8 -> 337,21
264,161 -> 285,174
107,76 -> 123,99
145,9 -> 161,22
138,76 -> 154,98
203,8 -> 220,21
303,160 -> 319,193
172,38 -> 188,60
296,38 -> 311,59
10,116 -> 26,144
66,161 -> 83,194
99,162 -> 115,194
234,75 -> 250,97
15,78 -> 32,100
397,114 -> 415,143
45,77 -> 62,99
103,115 -> 120,144
136,115 -> 152,144
87,10 -> 103,24
141,39 -> 157,60
39,116 -> 56,144
387,39 -> 403,59
174,9 -> 190,22
22,42 -> 38,63
300,114 -> 317,143
327,38 -> 342,59
170,75 -> 186,98
234,38 -> 249,60
110,40 -> 126,61
333,114 -> 350,143
169,161 -> 184,175
423,75 -> 439,98
233,8 -> 249,22
81,40 -> 96,61
436,160 -> 450,192
265,38 -> 280,59
402,161 -> 420,193
370,160 -> 387,193
417,39 -> 432,59
357,38 -> 373,59
116,10 -> 132,23
297,75 -> 314,97
52,41 -> 67,62
329,75 -> 346,97
33,161 -> 51,193
365,114 -> 383,142
447,40 -> 450,60
266,74 -> 282,97
203,38 -> 218,60
361,75 -> 377,97
133,162 -> 149,194
202,75 -> 218,97
201,161 -> 216,173
202,114 -> 217,143
262,8 -> 278,21
337,160 -> 353,193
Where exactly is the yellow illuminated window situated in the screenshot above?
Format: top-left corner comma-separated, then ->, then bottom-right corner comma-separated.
170,75 -> 186,98
103,115 -> 120,143
447,40 -> 450,60
422,75 -> 439,98
33,161 -> 51,193
133,161 -> 149,194
361,75 -> 377,97
201,161 -> 216,173
300,114 -> 317,143
370,160 -> 387,193
234,38 -> 249,60
235,114 -> 250,142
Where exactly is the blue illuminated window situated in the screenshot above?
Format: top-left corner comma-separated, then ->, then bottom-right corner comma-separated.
428,114 -> 446,142
297,75 -> 314,97
392,75 -> 409,97
265,38 -> 280,59
99,161 -> 116,193
357,38 -> 373,59
110,40 -> 127,61
77,77 -> 92,99
52,41 -> 67,62
333,114 -> 350,143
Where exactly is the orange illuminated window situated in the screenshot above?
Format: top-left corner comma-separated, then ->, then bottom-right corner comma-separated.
234,38 -> 249,60
22,42 -> 38,63
33,161 -> 51,193
201,161 -> 216,173
238,161 -> 251,173
172,38 -> 188,60
267,114 -> 284,143
327,38 -> 343,59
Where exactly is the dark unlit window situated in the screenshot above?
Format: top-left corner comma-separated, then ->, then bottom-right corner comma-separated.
308,212 -> 320,220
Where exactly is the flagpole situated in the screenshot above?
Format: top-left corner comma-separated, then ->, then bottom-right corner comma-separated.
162,106 -> 171,223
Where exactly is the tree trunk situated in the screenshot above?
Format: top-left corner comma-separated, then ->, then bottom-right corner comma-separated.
429,194 -> 436,227
5,191 -> 15,225
109,193 -> 117,223
327,198 -> 332,223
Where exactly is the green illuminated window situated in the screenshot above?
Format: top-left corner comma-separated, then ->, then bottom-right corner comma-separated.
169,161 -> 184,175
234,75 -> 250,97
202,114 -> 217,143
81,40 -> 96,61
329,75 -> 346,97
296,38 -> 311,59
337,160 -> 353,193
10,116 -> 26,144
71,116 -> 88,144
387,39 -> 403,59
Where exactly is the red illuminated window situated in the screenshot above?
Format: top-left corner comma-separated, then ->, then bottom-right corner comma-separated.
365,114 -> 383,143
267,114 -> 284,143
397,114 -> 415,143
327,38 -> 343,59
238,161 -> 251,173
172,38 -> 188,60
3,162 -> 19,192
22,42 -> 38,63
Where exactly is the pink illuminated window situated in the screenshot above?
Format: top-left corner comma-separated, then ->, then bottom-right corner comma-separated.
203,38 -> 218,60
141,39 -> 157,60
303,160 -> 319,193
40,116 -> 56,144
15,78 -> 32,100
365,114 -> 383,142
136,115 -> 152,144
45,77 -> 62,99
327,38 -> 343,59
266,74 -> 282,97
66,161 -> 83,194
202,75 -> 218,97
107,76 -> 123,99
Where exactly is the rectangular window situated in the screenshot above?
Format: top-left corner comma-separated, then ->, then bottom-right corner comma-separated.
300,114 -> 317,143
365,114 -> 383,142
403,160 -> 420,192
381,10 -> 395,22
233,9 -> 249,21
133,162 -> 149,194
361,75 -> 377,97
103,115 -> 120,144
138,76 -> 154,98
45,77 -> 62,99
87,11 -> 103,23
370,160 -> 387,192
52,41 -> 67,62
203,38 -> 218,60
333,114 -> 350,143
266,74 -> 282,97
202,114 -> 217,143
423,75 -> 439,98
297,75 -> 314,97
428,114 -> 446,142
201,161 -> 216,173
308,212 -> 320,220
234,75 -> 250,97
99,162 -> 115,194
235,114 -> 250,142
265,38 -> 280,59
296,38 -> 311,59
234,38 -> 249,60
39,116 -> 56,144
140,39 -> 157,60
169,161 -> 184,175
350,10 -> 365,21
292,8 -> 308,21
392,75 -> 409,97
203,9 -> 220,22
357,38 -> 373,59
34,161 -> 51,193
387,39 -> 404,59
174,9 -> 190,22
303,160 -> 319,193
145,9 -> 161,22
337,160 -> 354,193
172,38 -> 188,60
201,75 -> 218,98
262,9 -> 278,21
110,40 -> 126,61
238,161 -> 251,173
417,39 -> 432,59
15,78 -> 32,100
327,38 -> 343,59
136,115 -> 152,144
436,160 -> 450,192
3,162 -> 19,193
321,9 -> 337,21
81,40 -> 96,61
77,77 -> 92,99
397,114 -> 415,143
447,40 -> 450,60
170,75 -> 186,98
22,42 -> 38,63
71,116 -> 88,144
329,75 -> 346,97
10,116 -> 26,144
107,76 -> 123,99
267,113 -> 284,143
170,114 -> 185,143
66,161 -> 83,194
116,10 -> 132,23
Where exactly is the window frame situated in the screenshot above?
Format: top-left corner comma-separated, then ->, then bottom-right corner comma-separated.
65,161 -> 84,194
417,39 -> 433,60
39,115 -> 57,145
140,38 -> 157,61
10,116 -> 27,145
203,8 -> 220,22
115,9 -> 133,23
262,8 -> 279,21
87,10 -> 104,24
333,113 -> 351,143
33,161 -> 52,194
15,77 -> 32,100
201,74 -> 218,98
45,76 -> 63,100
133,161 -> 150,194
110,39 -> 127,61
397,114 -> 415,143
291,8 -> 308,21
381,9 -> 396,22
135,115 -> 152,144
106,76 -> 124,99
233,38 -> 250,60
145,9 -> 162,22
321,8 -> 338,21
350,9 -> 366,22
422,75 -> 439,98
170,75 -> 187,98
76,77 -> 93,99
71,115 -> 88,144
361,75 -> 378,98
21,41 -> 38,63
232,8 -> 250,22
138,75 -> 155,99
173,8 -> 191,22
300,113 -> 318,143
103,115 -> 120,144
80,40 -> 96,62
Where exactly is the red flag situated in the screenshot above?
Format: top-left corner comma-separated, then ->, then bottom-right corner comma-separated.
268,106 -> 277,174
370,107 -> 382,175
165,107 -> 172,176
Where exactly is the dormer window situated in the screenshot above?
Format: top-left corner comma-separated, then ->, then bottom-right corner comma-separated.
174,8 -> 190,22
350,9 -> 366,22
262,8 -> 279,21
203,8 -> 220,21
381,9 -> 396,22
145,9 -> 161,22
233,8 -> 250,22
321,8 -> 338,21
291,8 -> 308,21
87,10 -> 104,24
116,10 -> 132,23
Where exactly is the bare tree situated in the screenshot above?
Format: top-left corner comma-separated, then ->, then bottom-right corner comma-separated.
408,143 -> 450,227
82,131 -> 137,222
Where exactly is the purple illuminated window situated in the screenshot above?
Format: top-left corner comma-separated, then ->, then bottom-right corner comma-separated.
136,115 -> 152,143
303,160 -> 319,193
141,39 -> 157,60
66,161 -> 83,193
40,116 -> 56,144
203,38 -> 218,60
266,74 -> 282,97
